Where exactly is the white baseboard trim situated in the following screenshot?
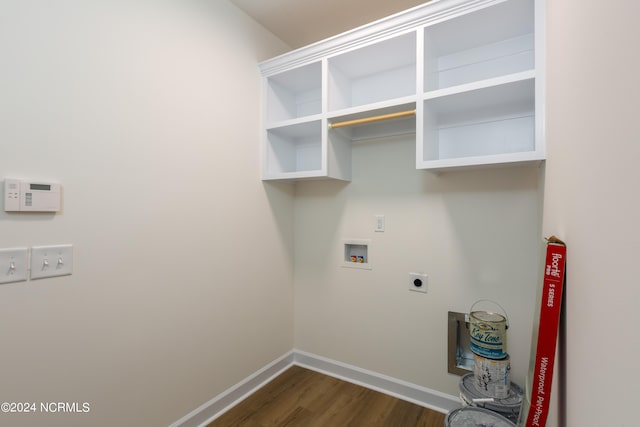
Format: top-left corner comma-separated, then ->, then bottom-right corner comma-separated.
170,349 -> 460,427
169,351 -> 295,427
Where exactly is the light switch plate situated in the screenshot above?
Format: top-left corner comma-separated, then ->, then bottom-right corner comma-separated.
30,244 -> 73,280
0,247 -> 29,284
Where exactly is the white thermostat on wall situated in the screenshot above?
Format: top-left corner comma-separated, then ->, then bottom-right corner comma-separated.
4,179 -> 62,212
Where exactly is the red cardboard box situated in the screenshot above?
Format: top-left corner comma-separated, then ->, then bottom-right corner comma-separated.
524,236 -> 566,427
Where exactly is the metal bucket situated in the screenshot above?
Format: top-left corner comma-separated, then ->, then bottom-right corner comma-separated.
459,373 -> 523,423
469,300 -> 509,360
445,407 -> 515,427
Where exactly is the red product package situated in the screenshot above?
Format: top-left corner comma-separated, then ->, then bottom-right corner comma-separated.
525,236 -> 566,427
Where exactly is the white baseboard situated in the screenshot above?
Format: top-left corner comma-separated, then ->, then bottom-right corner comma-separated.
169,351 -> 295,427
170,349 -> 460,427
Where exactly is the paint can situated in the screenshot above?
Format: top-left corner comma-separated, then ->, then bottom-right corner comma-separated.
473,353 -> 511,399
458,373 -> 523,423
445,407 -> 515,427
469,300 -> 509,360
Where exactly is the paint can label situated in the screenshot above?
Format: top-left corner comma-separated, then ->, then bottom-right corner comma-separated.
469,310 -> 508,360
474,353 -> 511,399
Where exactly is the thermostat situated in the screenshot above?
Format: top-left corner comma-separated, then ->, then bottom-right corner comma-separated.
4,179 -> 61,212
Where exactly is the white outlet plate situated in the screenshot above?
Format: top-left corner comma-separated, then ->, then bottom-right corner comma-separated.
409,272 -> 428,293
30,244 -> 73,280
0,247 -> 29,284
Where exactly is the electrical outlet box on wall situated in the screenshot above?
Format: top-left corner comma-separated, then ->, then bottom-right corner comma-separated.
409,272 -> 428,293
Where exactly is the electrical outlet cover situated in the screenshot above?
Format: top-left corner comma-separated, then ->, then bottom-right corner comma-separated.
409,272 -> 428,293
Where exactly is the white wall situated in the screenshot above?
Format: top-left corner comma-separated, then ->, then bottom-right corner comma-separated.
544,1 -> 640,425
293,135 -> 543,396
0,1 -> 293,426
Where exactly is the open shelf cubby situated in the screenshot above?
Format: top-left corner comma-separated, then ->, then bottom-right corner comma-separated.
423,0 -> 535,92
420,76 -> 536,168
266,61 -> 322,124
328,32 -> 416,112
264,120 -> 323,179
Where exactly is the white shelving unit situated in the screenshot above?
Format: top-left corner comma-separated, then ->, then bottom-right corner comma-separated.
262,61 -> 327,180
418,0 -> 542,170
260,0 -> 544,181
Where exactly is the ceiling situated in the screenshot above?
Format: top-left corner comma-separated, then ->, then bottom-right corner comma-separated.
230,0 -> 432,49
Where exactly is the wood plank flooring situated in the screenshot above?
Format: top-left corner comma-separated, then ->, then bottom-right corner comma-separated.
207,365 -> 446,427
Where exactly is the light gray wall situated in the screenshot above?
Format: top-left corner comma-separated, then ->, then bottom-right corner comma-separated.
293,134 -> 543,395
544,0 -> 640,425
0,1 -> 293,426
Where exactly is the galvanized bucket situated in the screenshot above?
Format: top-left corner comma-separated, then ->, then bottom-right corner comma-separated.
458,373 -> 523,423
445,407 -> 515,427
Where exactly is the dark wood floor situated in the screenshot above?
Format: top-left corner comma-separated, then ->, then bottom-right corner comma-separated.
207,365 -> 446,427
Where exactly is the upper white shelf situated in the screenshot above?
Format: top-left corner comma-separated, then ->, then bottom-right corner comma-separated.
423,0 -> 534,91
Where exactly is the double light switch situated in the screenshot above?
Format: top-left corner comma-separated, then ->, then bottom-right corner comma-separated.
0,245 -> 73,284
30,245 -> 73,279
